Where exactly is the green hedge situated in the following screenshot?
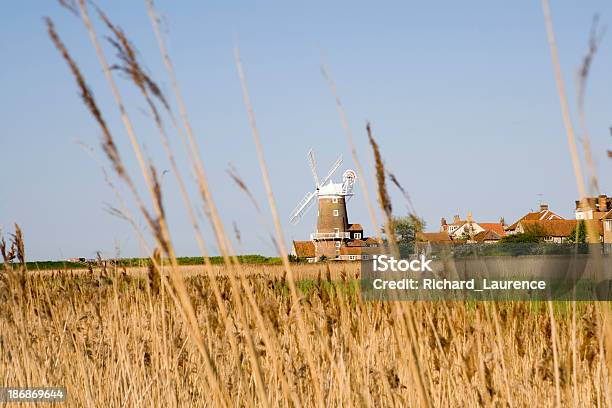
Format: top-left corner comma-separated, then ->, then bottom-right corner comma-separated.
12,254 -> 282,270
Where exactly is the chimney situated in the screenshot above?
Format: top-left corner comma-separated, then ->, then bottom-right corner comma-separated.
540,203 -> 549,211
598,195 -> 608,212
467,211 -> 473,222
499,216 -> 505,226
453,214 -> 461,224
440,217 -> 447,227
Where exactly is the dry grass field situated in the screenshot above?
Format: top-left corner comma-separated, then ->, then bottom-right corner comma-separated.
26,263 -> 360,281
1,260 -> 611,407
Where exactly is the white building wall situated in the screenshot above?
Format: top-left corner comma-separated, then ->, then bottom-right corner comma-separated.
575,210 -> 593,220
450,222 -> 485,239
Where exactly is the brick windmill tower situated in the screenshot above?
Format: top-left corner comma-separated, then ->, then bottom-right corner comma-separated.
290,150 -> 364,261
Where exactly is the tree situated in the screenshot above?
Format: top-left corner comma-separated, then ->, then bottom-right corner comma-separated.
498,232 -> 541,244
382,215 -> 425,254
567,220 -> 587,243
458,226 -> 473,242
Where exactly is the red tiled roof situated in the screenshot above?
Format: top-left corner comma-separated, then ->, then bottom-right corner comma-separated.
518,220 -> 577,237
508,209 -> 564,230
364,237 -> 381,245
346,239 -> 367,247
417,232 -> 452,243
293,240 -> 315,258
339,246 -> 363,255
347,224 -> 363,231
478,223 -> 506,236
473,230 -> 501,242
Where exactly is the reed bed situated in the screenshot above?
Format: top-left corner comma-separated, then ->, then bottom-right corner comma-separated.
25,262 -> 361,281
0,261 -> 610,407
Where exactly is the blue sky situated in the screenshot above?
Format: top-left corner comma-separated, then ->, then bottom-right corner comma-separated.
1,1 -> 611,260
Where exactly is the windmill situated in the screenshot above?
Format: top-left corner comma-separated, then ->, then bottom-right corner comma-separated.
290,149 -> 358,259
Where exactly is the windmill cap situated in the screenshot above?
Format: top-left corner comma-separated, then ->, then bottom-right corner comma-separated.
318,181 -> 346,196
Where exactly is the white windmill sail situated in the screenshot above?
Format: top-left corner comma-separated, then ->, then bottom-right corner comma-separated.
307,149 -> 320,188
320,155 -> 343,187
289,149 -> 356,225
289,190 -> 317,225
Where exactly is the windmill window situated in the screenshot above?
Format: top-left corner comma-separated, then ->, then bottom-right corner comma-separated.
333,210 -> 339,216
332,197 -> 338,203
335,241 -> 341,248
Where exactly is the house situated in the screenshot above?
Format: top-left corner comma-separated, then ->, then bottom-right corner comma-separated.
472,230 -> 502,244
414,212 -> 507,246
441,214 -> 469,236
413,231 -> 452,255
338,244 -> 379,261
514,219 -> 577,243
506,204 -> 564,234
575,194 -> 612,220
416,213 -> 506,247
347,223 -> 364,240
292,240 -> 316,262
416,231 -> 453,244
440,213 -> 506,241
292,234 -> 381,262
573,194 -> 612,244
364,237 -> 381,247
603,210 -> 612,245
478,223 -> 506,236
337,236 -> 382,261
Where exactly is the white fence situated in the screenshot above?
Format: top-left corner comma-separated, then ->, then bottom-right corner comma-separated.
310,232 -> 351,240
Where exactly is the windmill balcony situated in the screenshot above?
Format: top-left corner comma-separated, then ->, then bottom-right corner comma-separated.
310,232 -> 351,240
